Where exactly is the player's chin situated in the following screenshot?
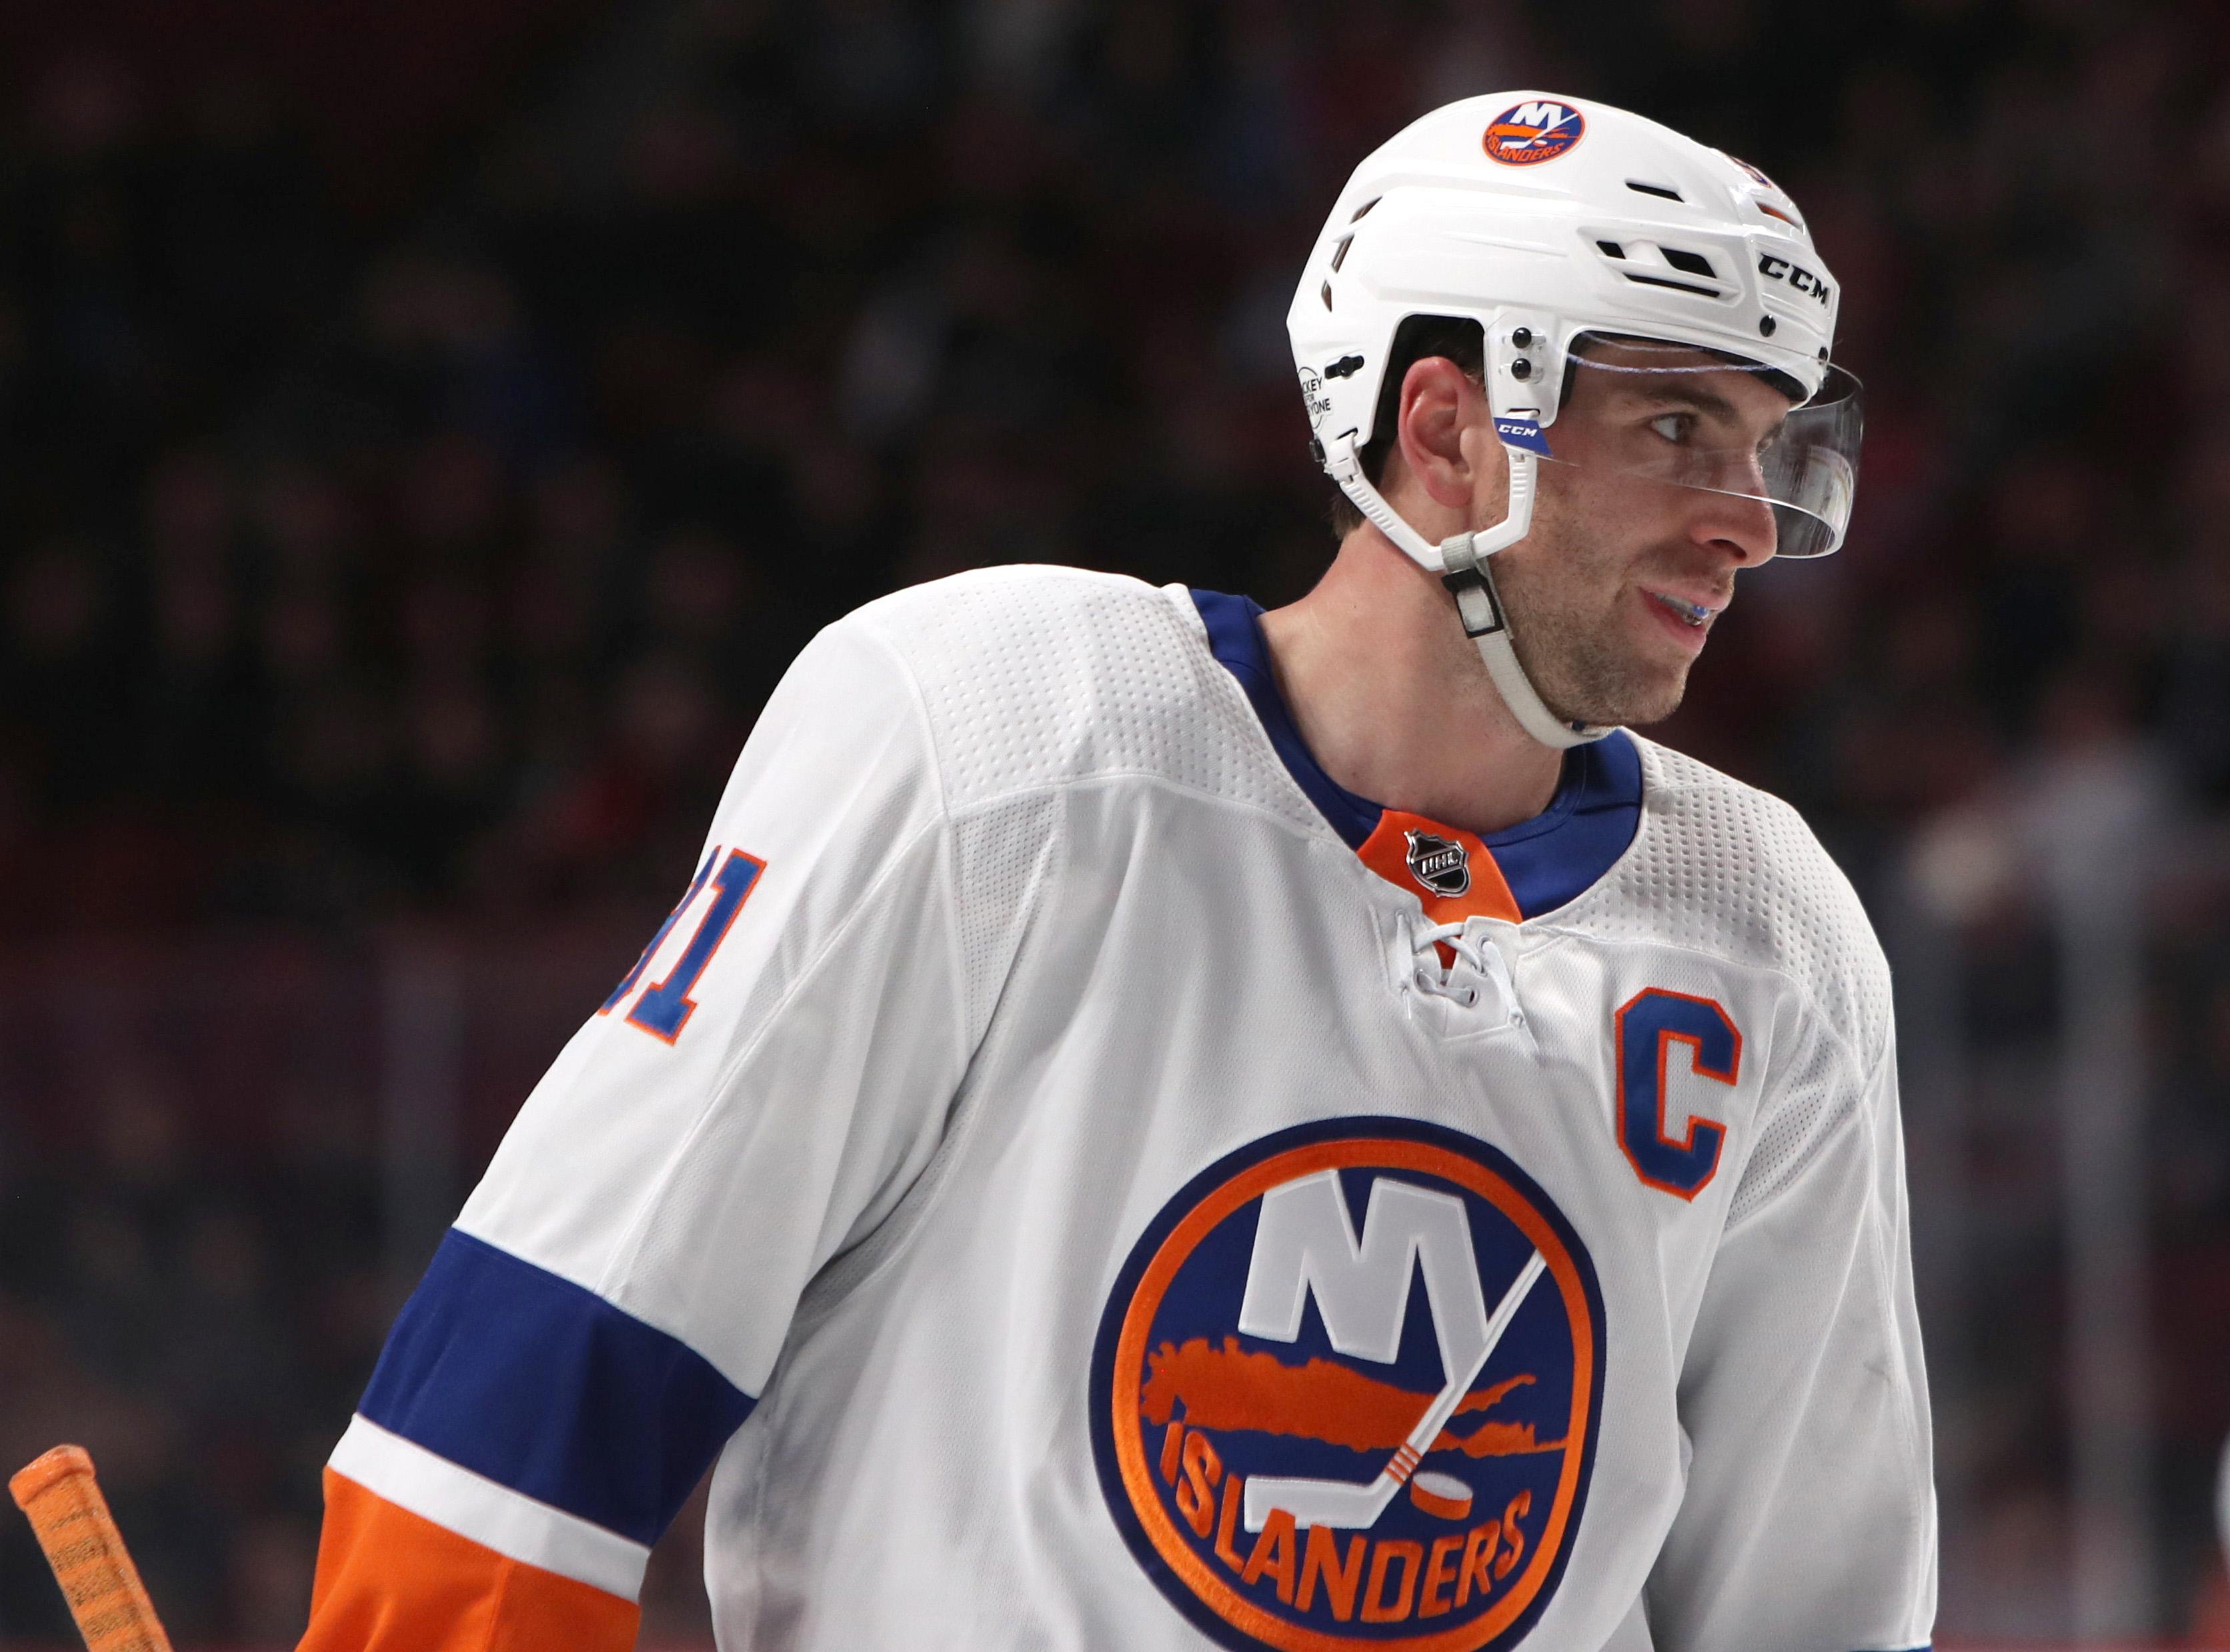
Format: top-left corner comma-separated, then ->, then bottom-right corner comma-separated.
1544,659 -> 1689,731
1614,674 -> 1690,729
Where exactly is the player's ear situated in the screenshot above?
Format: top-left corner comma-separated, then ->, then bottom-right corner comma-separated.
1392,355 -> 1484,513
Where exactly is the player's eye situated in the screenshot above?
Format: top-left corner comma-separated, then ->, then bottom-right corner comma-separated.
1648,412 -> 1694,445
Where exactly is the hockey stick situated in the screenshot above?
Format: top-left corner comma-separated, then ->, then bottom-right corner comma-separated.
1243,1250 -> 1546,1533
9,1446 -> 175,1652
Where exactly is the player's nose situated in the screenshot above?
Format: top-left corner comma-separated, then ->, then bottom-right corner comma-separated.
1687,483 -> 1779,567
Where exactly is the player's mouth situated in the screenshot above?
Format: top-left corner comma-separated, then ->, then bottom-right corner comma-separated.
1642,588 -> 1724,650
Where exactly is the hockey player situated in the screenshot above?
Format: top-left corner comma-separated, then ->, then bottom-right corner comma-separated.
298,95 -> 1933,1652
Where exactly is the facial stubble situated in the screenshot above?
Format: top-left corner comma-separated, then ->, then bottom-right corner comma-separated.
1488,483 -> 1698,731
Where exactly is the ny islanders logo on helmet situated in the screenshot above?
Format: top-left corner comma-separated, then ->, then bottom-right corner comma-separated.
1481,100 -> 1584,166
1090,1119 -> 1604,1652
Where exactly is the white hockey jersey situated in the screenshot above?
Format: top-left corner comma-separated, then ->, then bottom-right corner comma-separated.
299,567 -> 1936,1652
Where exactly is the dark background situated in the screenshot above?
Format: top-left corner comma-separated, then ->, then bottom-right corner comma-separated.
1,0 -> 2228,1643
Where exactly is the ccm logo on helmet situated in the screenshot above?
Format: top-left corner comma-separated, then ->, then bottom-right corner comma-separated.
1482,100 -> 1584,166
1757,253 -> 1832,306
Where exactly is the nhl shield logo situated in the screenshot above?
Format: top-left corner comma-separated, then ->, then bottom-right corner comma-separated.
1405,831 -> 1472,899
1090,1118 -> 1605,1652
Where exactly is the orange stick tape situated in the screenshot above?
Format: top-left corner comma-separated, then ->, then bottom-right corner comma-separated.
9,1445 -> 175,1652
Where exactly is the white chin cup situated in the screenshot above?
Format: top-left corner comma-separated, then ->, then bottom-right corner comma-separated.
1331,435 -> 1613,751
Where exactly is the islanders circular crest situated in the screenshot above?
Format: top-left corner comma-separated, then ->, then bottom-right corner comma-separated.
1481,101 -> 1584,166
1090,1118 -> 1604,1652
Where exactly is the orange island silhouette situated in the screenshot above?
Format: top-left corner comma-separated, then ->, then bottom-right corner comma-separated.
1140,1336 -> 1566,1457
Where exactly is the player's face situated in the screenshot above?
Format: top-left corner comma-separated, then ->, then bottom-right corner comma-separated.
1488,341 -> 1789,729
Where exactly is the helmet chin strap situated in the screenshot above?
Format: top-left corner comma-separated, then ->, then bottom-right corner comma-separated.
1326,433 -> 1613,750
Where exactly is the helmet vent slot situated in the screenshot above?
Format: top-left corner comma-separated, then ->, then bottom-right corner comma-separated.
1589,234 -> 1723,297
1756,201 -> 1804,229
1350,197 -> 1380,221
1321,281 -> 1333,311
1626,180 -> 1684,202
1331,235 -> 1353,272
1622,272 -> 1719,299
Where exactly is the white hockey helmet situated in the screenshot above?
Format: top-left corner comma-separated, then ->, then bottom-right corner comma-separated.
1289,92 -> 1860,747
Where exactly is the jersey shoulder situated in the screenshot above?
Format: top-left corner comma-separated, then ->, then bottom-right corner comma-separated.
842,565 -> 1312,828
1562,734 -> 1892,1063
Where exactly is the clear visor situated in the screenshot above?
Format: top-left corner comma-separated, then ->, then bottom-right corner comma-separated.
1533,337 -> 1863,559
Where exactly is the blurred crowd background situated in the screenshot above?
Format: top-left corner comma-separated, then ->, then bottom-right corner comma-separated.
1,0 -> 2228,1644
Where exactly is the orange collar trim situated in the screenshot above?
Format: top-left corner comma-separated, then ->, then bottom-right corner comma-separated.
1356,810 -> 1521,925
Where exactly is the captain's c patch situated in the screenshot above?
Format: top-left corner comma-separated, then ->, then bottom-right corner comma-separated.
1090,1118 -> 1604,1652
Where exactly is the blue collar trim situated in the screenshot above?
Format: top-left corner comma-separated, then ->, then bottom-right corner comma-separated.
1192,588 -> 1383,848
1192,588 -> 1642,919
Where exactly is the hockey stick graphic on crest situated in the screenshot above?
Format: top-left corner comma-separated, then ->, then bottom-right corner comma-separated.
1242,1249 -> 1546,1533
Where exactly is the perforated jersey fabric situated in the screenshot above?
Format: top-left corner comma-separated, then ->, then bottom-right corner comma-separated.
1721,1016 -> 1866,1229
1542,735 -> 1896,1230
948,792 -> 1062,1048
856,564 -> 1321,831
1570,739 -> 1892,1061
303,564 -> 1935,1652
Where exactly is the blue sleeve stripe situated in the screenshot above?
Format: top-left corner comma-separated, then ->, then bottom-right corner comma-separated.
359,1228 -> 756,1546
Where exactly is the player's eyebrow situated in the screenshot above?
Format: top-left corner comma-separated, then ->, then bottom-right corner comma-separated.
1627,379 -> 1740,420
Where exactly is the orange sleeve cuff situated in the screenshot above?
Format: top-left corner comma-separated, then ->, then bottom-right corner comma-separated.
297,1468 -> 642,1652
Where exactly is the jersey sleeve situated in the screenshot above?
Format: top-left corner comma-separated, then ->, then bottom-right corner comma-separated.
299,615 -> 970,1652
1643,1015 -> 1937,1652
